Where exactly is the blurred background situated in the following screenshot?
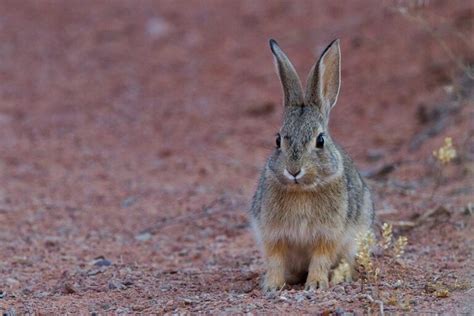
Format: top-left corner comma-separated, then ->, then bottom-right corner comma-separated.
0,0 -> 472,313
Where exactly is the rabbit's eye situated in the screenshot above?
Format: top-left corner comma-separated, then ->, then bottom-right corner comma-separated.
276,134 -> 281,148
316,133 -> 325,148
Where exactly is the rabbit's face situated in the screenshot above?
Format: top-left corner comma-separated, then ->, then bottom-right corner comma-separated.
267,106 -> 342,188
266,38 -> 343,188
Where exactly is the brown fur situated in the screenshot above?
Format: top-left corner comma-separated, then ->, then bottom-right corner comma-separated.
250,39 -> 374,292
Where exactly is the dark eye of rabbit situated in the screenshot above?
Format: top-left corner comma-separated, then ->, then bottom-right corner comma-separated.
316,133 -> 325,148
275,134 -> 281,148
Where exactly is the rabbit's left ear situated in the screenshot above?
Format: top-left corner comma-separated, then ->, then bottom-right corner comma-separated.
269,39 -> 304,107
305,39 -> 341,117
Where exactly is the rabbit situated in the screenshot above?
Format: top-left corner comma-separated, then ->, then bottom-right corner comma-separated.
249,38 -> 374,292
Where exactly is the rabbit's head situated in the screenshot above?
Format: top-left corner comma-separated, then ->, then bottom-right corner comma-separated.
267,39 -> 344,189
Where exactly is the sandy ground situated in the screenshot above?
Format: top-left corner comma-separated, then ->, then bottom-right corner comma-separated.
0,0 -> 472,314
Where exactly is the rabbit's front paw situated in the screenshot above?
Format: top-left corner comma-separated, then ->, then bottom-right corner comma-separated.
263,272 -> 285,292
304,274 -> 329,291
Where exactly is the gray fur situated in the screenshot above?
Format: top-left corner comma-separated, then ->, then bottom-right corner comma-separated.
250,39 -> 374,291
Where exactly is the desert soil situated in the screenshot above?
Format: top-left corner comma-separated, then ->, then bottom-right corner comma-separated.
0,0 -> 472,314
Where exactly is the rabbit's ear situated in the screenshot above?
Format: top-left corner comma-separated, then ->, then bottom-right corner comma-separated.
269,39 -> 304,107
305,39 -> 341,117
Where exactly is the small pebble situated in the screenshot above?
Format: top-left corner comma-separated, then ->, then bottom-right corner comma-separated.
108,280 -> 126,290
367,148 -> 385,161
183,298 -> 194,305
90,256 -> 112,267
6,278 -> 20,288
393,279 -> 403,289
333,285 -> 346,293
464,203 -> 473,216
121,196 -> 137,208
295,294 -> 305,302
135,232 -> 152,241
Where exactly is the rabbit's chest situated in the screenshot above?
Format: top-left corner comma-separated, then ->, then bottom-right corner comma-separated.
262,192 -> 345,245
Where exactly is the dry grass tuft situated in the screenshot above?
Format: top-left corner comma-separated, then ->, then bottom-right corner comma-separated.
356,231 -> 378,283
393,236 -> 408,258
381,223 -> 393,250
433,137 -> 457,164
355,225 -> 412,312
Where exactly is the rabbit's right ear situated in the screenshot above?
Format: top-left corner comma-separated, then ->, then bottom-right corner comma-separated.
269,39 -> 304,107
305,39 -> 341,118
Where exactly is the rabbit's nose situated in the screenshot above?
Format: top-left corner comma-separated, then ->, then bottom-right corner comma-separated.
284,168 -> 304,181
288,169 -> 301,177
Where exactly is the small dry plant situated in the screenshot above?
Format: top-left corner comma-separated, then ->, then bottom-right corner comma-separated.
381,223 -> 393,250
356,224 -> 409,281
431,137 -> 457,198
355,224 -> 409,312
356,231 -> 378,285
433,137 -> 457,165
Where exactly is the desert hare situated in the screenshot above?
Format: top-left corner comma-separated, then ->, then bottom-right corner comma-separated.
250,39 -> 374,291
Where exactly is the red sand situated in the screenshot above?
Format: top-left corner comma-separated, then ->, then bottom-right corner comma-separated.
0,1 -> 472,313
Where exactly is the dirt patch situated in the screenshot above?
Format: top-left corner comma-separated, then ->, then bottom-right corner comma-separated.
0,0 -> 472,314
